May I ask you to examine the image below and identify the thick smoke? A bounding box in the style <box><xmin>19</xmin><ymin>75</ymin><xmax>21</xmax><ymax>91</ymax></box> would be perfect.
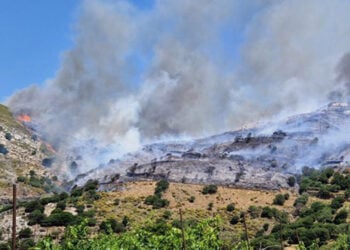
<box><xmin>6</xmin><ymin>0</ymin><xmax>350</xmax><ymax>175</ymax></box>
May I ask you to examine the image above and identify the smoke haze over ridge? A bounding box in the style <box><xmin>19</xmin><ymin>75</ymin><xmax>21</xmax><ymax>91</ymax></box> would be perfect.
<box><xmin>7</xmin><ymin>0</ymin><xmax>350</xmax><ymax>174</ymax></box>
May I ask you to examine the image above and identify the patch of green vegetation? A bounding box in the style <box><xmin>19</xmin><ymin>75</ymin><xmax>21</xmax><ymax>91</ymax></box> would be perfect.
<box><xmin>0</xmin><ymin>104</ymin><xmax>28</xmax><ymax>133</ymax></box>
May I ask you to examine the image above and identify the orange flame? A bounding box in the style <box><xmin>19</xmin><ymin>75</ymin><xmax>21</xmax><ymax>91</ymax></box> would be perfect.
<box><xmin>17</xmin><ymin>114</ymin><xmax>32</xmax><ymax>123</ymax></box>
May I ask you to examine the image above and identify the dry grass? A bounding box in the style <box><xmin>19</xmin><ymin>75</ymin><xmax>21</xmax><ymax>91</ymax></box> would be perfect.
<box><xmin>94</xmin><ymin>181</ymin><xmax>298</xmax><ymax>238</ymax></box>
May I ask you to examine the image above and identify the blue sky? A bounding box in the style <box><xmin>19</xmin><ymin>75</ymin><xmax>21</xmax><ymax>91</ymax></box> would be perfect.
<box><xmin>0</xmin><ymin>0</ymin><xmax>154</xmax><ymax>103</ymax></box>
<box><xmin>0</xmin><ymin>0</ymin><xmax>80</xmax><ymax>102</ymax></box>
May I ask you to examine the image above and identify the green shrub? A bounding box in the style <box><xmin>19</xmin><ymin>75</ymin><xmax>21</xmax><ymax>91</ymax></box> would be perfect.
<box><xmin>163</xmin><ymin>210</ymin><xmax>172</xmax><ymax>219</ymax></box>
<box><xmin>99</xmin><ymin>219</ymin><xmax>125</xmax><ymax>234</ymax></box>
<box><xmin>28</xmin><ymin>209</ymin><xmax>45</xmax><ymax>225</ymax></box>
<box><xmin>5</xmin><ymin>132</ymin><xmax>12</xmax><ymax>140</ymax></box>
<box><xmin>41</xmin><ymin>212</ymin><xmax>76</xmax><ymax>227</ymax></box>
<box><xmin>294</xmin><ymin>194</ymin><xmax>309</xmax><ymax>207</ymax></box>
<box><xmin>288</xmin><ymin>176</ymin><xmax>296</xmax><ymax>187</ymax></box>
<box><xmin>18</xmin><ymin>228</ymin><xmax>32</xmax><ymax>239</ymax></box>
<box><xmin>154</xmin><ymin>180</ymin><xmax>169</xmax><ymax>195</ymax></box>
<box><xmin>188</xmin><ymin>196</ymin><xmax>195</xmax><ymax>203</ymax></box>
<box><xmin>145</xmin><ymin>195</ymin><xmax>169</xmax><ymax>209</ymax></box>
<box><xmin>330</xmin><ymin>195</ymin><xmax>345</xmax><ymax>210</ymax></box>
<box><xmin>334</xmin><ymin>209</ymin><xmax>348</xmax><ymax>224</ymax></box>
<box><xmin>56</xmin><ymin>200</ymin><xmax>66</xmax><ymax>210</ymax></box>
<box><xmin>284</xmin><ymin>193</ymin><xmax>290</xmax><ymax>200</ymax></box>
<box><xmin>230</xmin><ymin>215</ymin><xmax>240</xmax><ymax>225</ymax></box>
<box><xmin>83</xmin><ymin>180</ymin><xmax>99</xmax><ymax>191</ymax></box>
<box><xmin>71</xmin><ymin>187</ymin><xmax>83</xmax><ymax>197</ymax></box>
<box><xmin>0</xmin><ymin>243</ymin><xmax>9</xmax><ymax>250</ymax></box>
<box><xmin>17</xmin><ymin>176</ymin><xmax>26</xmax><ymax>182</ymax></box>
<box><xmin>226</xmin><ymin>203</ymin><xmax>235</xmax><ymax>212</ymax></box>
<box><xmin>19</xmin><ymin>238</ymin><xmax>35</xmax><ymax>250</ymax></box>
<box><xmin>25</xmin><ymin>200</ymin><xmax>44</xmax><ymax>213</ymax></box>
<box><xmin>122</xmin><ymin>216</ymin><xmax>129</xmax><ymax>227</ymax></box>
<box><xmin>248</xmin><ymin>205</ymin><xmax>261</xmax><ymax>219</ymax></box>
<box><xmin>273</xmin><ymin>194</ymin><xmax>286</xmax><ymax>206</ymax></box>
<box><xmin>317</xmin><ymin>187</ymin><xmax>332</xmax><ymax>199</ymax></box>
<box><xmin>202</xmin><ymin>185</ymin><xmax>218</xmax><ymax>194</ymax></box>
<box><xmin>263</xmin><ymin>223</ymin><xmax>269</xmax><ymax>231</ymax></box>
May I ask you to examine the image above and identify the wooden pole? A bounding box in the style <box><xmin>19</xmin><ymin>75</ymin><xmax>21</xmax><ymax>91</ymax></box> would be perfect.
<box><xmin>179</xmin><ymin>209</ymin><xmax>187</xmax><ymax>250</ymax></box>
<box><xmin>12</xmin><ymin>184</ymin><xmax>17</xmax><ymax>250</ymax></box>
<box><xmin>242</xmin><ymin>212</ymin><xmax>250</xmax><ymax>249</ymax></box>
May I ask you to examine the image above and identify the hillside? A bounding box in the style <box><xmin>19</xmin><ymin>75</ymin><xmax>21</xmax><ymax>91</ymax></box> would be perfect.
<box><xmin>0</xmin><ymin>104</ymin><xmax>58</xmax><ymax>202</ymax></box>
<box><xmin>74</xmin><ymin>102</ymin><xmax>350</xmax><ymax>192</ymax></box>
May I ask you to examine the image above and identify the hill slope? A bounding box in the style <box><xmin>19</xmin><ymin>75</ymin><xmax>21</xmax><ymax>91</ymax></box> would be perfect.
<box><xmin>0</xmin><ymin>104</ymin><xmax>57</xmax><ymax>202</ymax></box>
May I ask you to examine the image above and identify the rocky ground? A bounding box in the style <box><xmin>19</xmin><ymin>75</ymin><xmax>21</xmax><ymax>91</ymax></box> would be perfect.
<box><xmin>73</xmin><ymin>102</ymin><xmax>350</xmax><ymax>191</ymax></box>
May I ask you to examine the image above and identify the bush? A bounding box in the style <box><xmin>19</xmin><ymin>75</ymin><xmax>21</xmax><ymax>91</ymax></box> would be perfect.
<box><xmin>284</xmin><ymin>193</ymin><xmax>290</xmax><ymax>200</ymax></box>
<box><xmin>273</xmin><ymin>194</ymin><xmax>286</xmax><ymax>206</ymax></box>
<box><xmin>334</xmin><ymin>209</ymin><xmax>348</xmax><ymax>224</ymax></box>
<box><xmin>317</xmin><ymin>187</ymin><xmax>332</xmax><ymax>199</ymax></box>
<box><xmin>28</xmin><ymin>209</ymin><xmax>45</xmax><ymax>225</ymax></box>
<box><xmin>5</xmin><ymin>132</ymin><xmax>12</xmax><ymax>140</ymax></box>
<box><xmin>0</xmin><ymin>243</ymin><xmax>9</xmax><ymax>250</ymax></box>
<box><xmin>226</xmin><ymin>203</ymin><xmax>235</xmax><ymax>212</ymax></box>
<box><xmin>261</xmin><ymin>206</ymin><xmax>278</xmax><ymax>219</ymax></box>
<box><xmin>17</xmin><ymin>176</ymin><xmax>26</xmax><ymax>182</ymax></box>
<box><xmin>294</xmin><ymin>194</ymin><xmax>309</xmax><ymax>207</ymax></box>
<box><xmin>248</xmin><ymin>205</ymin><xmax>260</xmax><ymax>219</ymax></box>
<box><xmin>163</xmin><ymin>210</ymin><xmax>172</xmax><ymax>219</ymax></box>
<box><xmin>0</xmin><ymin>144</ymin><xmax>8</xmax><ymax>155</ymax></box>
<box><xmin>288</xmin><ymin>176</ymin><xmax>296</xmax><ymax>187</ymax></box>
<box><xmin>154</xmin><ymin>180</ymin><xmax>169</xmax><ymax>195</ymax></box>
<box><xmin>18</xmin><ymin>228</ymin><xmax>32</xmax><ymax>239</ymax></box>
<box><xmin>114</xmin><ymin>198</ymin><xmax>120</xmax><ymax>206</ymax></box>
<box><xmin>144</xmin><ymin>195</ymin><xmax>169</xmax><ymax>209</ymax></box>
<box><xmin>122</xmin><ymin>216</ymin><xmax>129</xmax><ymax>227</ymax></box>
<box><xmin>56</xmin><ymin>200</ymin><xmax>66</xmax><ymax>210</ymax></box>
<box><xmin>41</xmin><ymin>211</ymin><xmax>76</xmax><ymax>227</ymax></box>
<box><xmin>263</xmin><ymin>223</ymin><xmax>269</xmax><ymax>231</ymax></box>
<box><xmin>208</xmin><ymin>202</ymin><xmax>213</xmax><ymax>210</ymax></box>
<box><xmin>100</xmin><ymin>219</ymin><xmax>125</xmax><ymax>234</ymax></box>
<box><xmin>19</xmin><ymin>238</ymin><xmax>35</xmax><ymax>250</ymax></box>
<box><xmin>188</xmin><ymin>196</ymin><xmax>195</xmax><ymax>203</ymax></box>
<box><xmin>330</xmin><ymin>195</ymin><xmax>345</xmax><ymax>210</ymax></box>
<box><xmin>25</xmin><ymin>200</ymin><xmax>44</xmax><ymax>213</ymax></box>
<box><xmin>202</xmin><ymin>185</ymin><xmax>218</xmax><ymax>194</ymax></box>
<box><xmin>83</xmin><ymin>179</ymin><xmax>99</xmax><ymax>191</ymax></box>
<box><xmin>230</xmin><ymin>215</ymin><xmax>240</xmax><ymax>225</ymax></box>
<box><xmin>71</xmin><ymin>187</ymin><xmax>83</xmax><ymax>197</ymax></box>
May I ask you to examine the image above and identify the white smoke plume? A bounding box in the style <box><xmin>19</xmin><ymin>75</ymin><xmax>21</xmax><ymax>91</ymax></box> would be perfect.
<box><xmin>6</xmin><ymin>0</ymin><xmax>350</xmax><ymax>175</ymax></box>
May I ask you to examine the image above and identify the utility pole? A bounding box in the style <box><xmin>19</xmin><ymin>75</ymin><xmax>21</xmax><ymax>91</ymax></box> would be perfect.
<box><xmin>242</xmin><ymin>212</ymin><xmax>250</xmax><ymax>249</ymax></box>
<box><xmin>12</xmin><ymin>184</ymin><xmax>17</xmax><ymax>250</ymax></box>
<box><xmin>179</xmin><ymin>209</ymin><xmax>187</xmax><ymax>250</ymax></box>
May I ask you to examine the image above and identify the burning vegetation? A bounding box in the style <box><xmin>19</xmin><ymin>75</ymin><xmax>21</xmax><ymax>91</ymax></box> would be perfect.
<box><xmin>17</xmin><ymin>114</ymin><xmax>32</xmax><ymax>123</ymax></box>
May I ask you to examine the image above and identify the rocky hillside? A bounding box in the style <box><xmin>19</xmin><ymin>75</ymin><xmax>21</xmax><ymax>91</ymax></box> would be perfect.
<box><xmin>0</xmin><ymin>104</ymin><xmax>57</xmax><ymax>202</ymax></box>
<box><xmin>73</xmin><ymin>102</ymin><xmax>350</xmax><ymax>191</ymax></box>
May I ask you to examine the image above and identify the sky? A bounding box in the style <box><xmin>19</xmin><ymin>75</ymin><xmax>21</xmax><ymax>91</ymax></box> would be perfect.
<box><xmin>0</xmin><ymin>0</ymin><xmax>155</xmax><ymax>103</ymax></box>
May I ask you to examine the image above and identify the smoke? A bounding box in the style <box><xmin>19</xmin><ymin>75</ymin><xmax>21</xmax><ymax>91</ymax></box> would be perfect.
<box><xmin>6</xmin><ymin>0</ymin><xmax>350</xmax><ymax>175</ymax></box>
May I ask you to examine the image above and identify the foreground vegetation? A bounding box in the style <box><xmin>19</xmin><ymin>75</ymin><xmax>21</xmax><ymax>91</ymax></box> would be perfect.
<box><xmin>1</xmin><ymin>167</ymin><xmax>350</xmax><ymax>249</ymax></box>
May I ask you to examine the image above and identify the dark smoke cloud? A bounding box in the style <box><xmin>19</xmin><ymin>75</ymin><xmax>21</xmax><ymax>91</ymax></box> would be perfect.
<box><xmin>6</xmin><ymin>0</ymin><xmax>350</xmax><ymax>175</ymax></box>
<box><xmin>336</xmin><ymin>52</ymin><xmax>350</xmax><ymax>97</ymax></box>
